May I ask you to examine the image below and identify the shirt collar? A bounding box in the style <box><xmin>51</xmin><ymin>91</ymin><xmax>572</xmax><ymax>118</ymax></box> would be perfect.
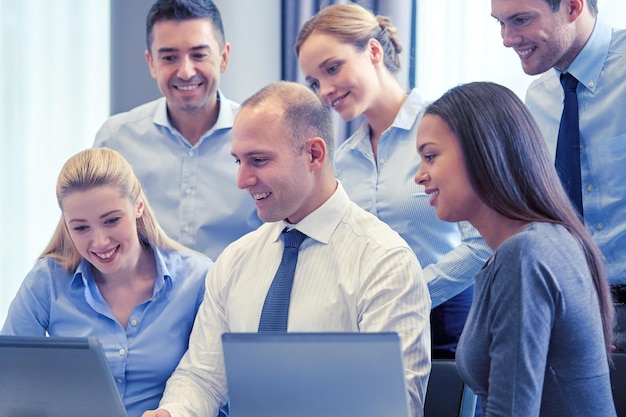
<box><xmin>269</xmin><ymin>180</ymin><xmax>351</xmax><ymax>245</ymax></box>
<box><xmin>152</xmin><ymin>89</ymin><xmax>236</xmax><ymax>140</ymax></box>
<box><xmin>394</xmin><ymin>88</ymin><xmax>426</xmax><ymax>129</ymax></box>
<box><xmin>344</xmin><ymin>88</ymin><xmax>425</xmax><ymax>151</ymax></box>
<box><xmin>560</xmin><ymin>19</ymin><xmax>611</xmax><ymax>93</ymax></box>
<box><xmin>71</xmin><ymin>244</ymin><xmax>173</xmax><ymax>295</ymax></box>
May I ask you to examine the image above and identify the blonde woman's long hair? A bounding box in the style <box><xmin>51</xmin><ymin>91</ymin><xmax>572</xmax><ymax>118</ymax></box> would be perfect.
<box><xmin>41</xmin><ymin>147</ymin><xmax>192</xmax><ymax>273</ymax></box>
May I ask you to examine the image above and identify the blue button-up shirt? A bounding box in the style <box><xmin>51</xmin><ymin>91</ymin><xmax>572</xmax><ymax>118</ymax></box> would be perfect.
<box><xmin>526</xmin><ymin>20</ymin><xmax>626</xmax><ymax>285</ymax></box>
<box><xmin>1</xmin><ymin>246</ymin><xmax>211</xmax><ymax>417</ymax></box>
<box><xmin>94</xmin><ymin>91</ymin><xmax>262</xmax><ymax>260</ymax></box>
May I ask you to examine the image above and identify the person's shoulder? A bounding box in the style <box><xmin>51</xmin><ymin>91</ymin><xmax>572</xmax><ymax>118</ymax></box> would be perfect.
<box><xmin>94</xmin><ymin>98</ymin><xmax>165</xmax><ymax>146</ymax></box>
<box><xmin>610</xmin><ymin>27</ymin><xmax>626</xmax><ymax>52</ymax></box>
<box><xmin>334</xmin><ymin>122</ymin><xmax>369</xmax><ymax>160</ymax></box>
<box><xmin>343</xmin><ymin>202</ymin><xmax>412</xmax><ymax>250</ymax></box>
<box><xmin>498</xmin><ymin>222</ymin><xmax>574</xmax><ymax>262</ymax></box>
<box><xmin>100</xmin><ymin>98</ymin><xmax>163</xmax><ymax>130</ymax></box>
<box><xmin>225</xmin><ymin>223</ymin><xmax>270</xmax><ymax>250</ymax></box>
<box><xmin>32</xmin><ymin>256</ymin><xmax>69</xmax><ymax>274</ymax></box>
<box><xmin>21</xmin><ymin>257</ymin><xmax>72</xmax><ymax>288</ymax></box>
<box><xmin>159</xmin><ymin>247</ymin><xmax>214</xmax><ymax>270</ymax></box>
<box><xmin>219</xmin><ymin>93</ymin><xmax>240</xmax><ymax>110</ymax></box>
<box><xmin>216</xmin><ymin>90</ymin><xmax>241</xmax><ymax>117</ymax></box>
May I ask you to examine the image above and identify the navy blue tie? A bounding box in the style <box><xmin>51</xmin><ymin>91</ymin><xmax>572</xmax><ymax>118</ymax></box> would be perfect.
<box><xmin>556</xmin><ymin>72</ymin><xmax>583</xmax><ymax>215</ymax></box>
<box><xmin>258</xmin><ymin>229</ymin><xmax>307</xmax><ymax>332</ymax></box>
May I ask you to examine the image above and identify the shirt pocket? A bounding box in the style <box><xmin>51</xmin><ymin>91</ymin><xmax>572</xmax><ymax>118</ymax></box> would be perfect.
<box><xmin>596</xmin><ymin>132</ymin><xmax>626</xmax><ymax>199</ymax></box>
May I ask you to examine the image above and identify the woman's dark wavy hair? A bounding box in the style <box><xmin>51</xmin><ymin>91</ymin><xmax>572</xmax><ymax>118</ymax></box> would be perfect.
<box><xmin>425</xmin><ymin>81</ymin><xmax>613</xmax><ymax>358</ymax></box>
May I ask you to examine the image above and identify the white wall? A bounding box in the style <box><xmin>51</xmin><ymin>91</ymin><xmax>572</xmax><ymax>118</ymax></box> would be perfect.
<box><xmin>0</xmin><ymin>2</ymin><xmax>110</xmax><ymax>325</ymax></box>
<box><xmin>417</xmin><ymin>0</ymin><xmax>626</xmax><ymax>103</ymax></box>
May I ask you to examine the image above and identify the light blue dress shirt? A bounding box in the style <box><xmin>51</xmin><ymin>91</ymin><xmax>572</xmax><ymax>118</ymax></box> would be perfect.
<box><xmin>526</xmin><ymin>20</ymin><xmax>626</xmax><ymax>285</ymax></box>
<box><xmin>94</xmin><ymin>91</ymin><xmax>262</xmax><ymax>261</ymax></box>
<box><xmin>334</xmin><ymin>89</ymin><xmax>492</xmax><ymax>307</ymax></box>
<box><xmin>1</xmin><ymin>246</ymin><xmax>212</xmax><ymax>417</ymax></box>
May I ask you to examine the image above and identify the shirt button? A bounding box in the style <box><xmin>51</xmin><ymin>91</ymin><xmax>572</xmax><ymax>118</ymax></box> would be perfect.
<box><xmin>185</xmin><ymin>187</ymin><xmax>193</xmax><ymax>195</ymax></box>
<box><xmin>597</xmin><ymin>223</ymin><xmax>604</xmax><ymax>231</ymax></box>
<box><xmin>587</xmin><ymin>81</ymin><xmax>595</xmax><ymax>88</ymax></box>
<box><xmin>586</xmin><ymin>185</ymin><xmax>594</xmax><ymax>192</ymax></box>
<box><xmin>380</xmin><ymin>158</ymin><xmax>385</xmax><ymax>164</ymax></box>
<box><xmin>117</xmin><ymin>378</ymin><xmax>123</xmax><ymax>383</ymax></box>
<box><xmin>188</xmin><ymin>150</ymin><xmax>194</xmax><ymax>157</ymax></box>
<box><xmin>119</xmin><ymin>348</ymin><xmax>126</xmax><ymax>356</ymax></box>
<box><xmin>184</xmin><ymin>225</ymin><xmax>192</xmax><ymax>233</ymax></box>
<box><xmin>130</xmin><ymin>319</ymin><xmax>138</xmax><ymax>326</ymax></box>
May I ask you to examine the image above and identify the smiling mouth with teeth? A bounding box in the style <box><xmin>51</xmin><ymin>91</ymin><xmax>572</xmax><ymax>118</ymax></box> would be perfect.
<box><xmin>176</xmin><ymin>84</ymin><xmax>200</xmax><ymax>91</ymax></box>
<box><xmin>253</xmin><ymin>192</ymin><xmax>272</xmax><ymax>200</ymax></box>
<box><xmin>330</xmin><ymin>93</ymin><xmax>348</xmax><ymax>109</ymax></box>
<box><xmin>95</xmin><ymin>246</ymin><xmax>119</xmax><ymax>259</ymax></box>
<box><xmin>516</xmin><ymin>47</ymin><xmax>535</xmax><ymax>58</ymax></box>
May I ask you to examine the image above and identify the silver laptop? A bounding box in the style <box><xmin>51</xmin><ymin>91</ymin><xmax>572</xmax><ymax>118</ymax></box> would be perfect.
<box><xmin>221</xmin><ymin>332</ymin><xmax>412</xmax><ymax>417</ymax></box>
<box><xmin>0</xmin><ymin>335</ymin><xmax>128</xmax><ymax>417</ymax></box>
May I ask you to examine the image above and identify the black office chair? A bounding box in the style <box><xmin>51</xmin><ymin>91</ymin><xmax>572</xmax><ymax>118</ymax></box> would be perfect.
<box><xmin>611</xmin><ymin>352</ymin><xmax>626</xmax><ymax>417</ymax></box>
<box><xmin>424</xmin><ymin>359</ymin><xmax>478</xmax><ymax>417</ymax></box>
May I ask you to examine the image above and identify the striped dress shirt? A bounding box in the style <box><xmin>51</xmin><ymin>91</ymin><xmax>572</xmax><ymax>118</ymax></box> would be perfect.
<box><xmin>159</xmin><ymin>181</ymin><xmax>431</xmax><ymax>417</ymax></box>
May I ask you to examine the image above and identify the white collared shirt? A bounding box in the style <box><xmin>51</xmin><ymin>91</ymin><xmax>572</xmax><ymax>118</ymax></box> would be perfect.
<box><xmin>159</xmin><ymin>181</ymin><xmax>431</xmax><ymax>417</ymax></box>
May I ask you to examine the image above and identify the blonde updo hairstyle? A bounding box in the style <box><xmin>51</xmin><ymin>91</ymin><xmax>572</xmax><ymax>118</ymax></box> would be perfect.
<box><xmin>295</xmin><ymin>3</ymin><xmax>403</xmax><ymax>74</ymax></box>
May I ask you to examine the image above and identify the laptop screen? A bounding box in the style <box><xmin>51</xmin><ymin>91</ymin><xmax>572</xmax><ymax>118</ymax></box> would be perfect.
<box><xmin>0</xmin><ymin>335</ymin><xmax>128</xmax><ymax>417</ymax></box>
<box><xmin>221</xmin><ymin>332</ymin><xmax>411</xmax><ymax>417</ymax></box>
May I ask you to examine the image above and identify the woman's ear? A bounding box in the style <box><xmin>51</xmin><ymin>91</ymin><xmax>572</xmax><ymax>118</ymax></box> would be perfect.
<box><xmin>136</xmin><ymin>199</ymin><xmax>145</xmax><ymax>219</ymax></box>
<box><xmin>368</xmin><ymin>38</ymin><xmax>384</xmax><ymax>65</ymax></box>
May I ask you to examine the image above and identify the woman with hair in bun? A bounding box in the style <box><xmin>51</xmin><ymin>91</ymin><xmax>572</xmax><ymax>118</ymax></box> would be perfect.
<box><xmin>296</xmin><ymin>3</ymin><xmax>492</xmax><ymax>362</ymax></box>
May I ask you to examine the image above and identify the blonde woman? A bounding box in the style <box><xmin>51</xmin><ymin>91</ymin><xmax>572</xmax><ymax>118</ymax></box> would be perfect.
<box><xmin>296</xmin><ymin>3</ymin><xmax>492</xmax><ymax>359</ymax></box>
<box><xmin>1</xmin><ymin>148</ymin><xmax>212</xmax><ymax>417</ymax></box>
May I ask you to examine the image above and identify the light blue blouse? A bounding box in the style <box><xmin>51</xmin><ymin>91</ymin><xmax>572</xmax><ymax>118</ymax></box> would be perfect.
<box><xmin>1</xmin><ymin>246</ymin><xmax>212</xmax><ymax>417</ymax></box>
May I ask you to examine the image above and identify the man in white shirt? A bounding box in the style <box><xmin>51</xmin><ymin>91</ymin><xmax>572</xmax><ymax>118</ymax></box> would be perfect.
<box><xmin>142</xmin><ymin>81</ymin><xmax>432</xmax><ymax>417</ymax></box>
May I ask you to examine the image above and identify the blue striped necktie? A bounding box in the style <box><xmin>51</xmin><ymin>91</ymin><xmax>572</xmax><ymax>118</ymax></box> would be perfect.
<box><xmin>556</xmin><ymin>72</ymin><xmax>583</xmax><ymax>215</ymax></box>
<box><xmin>258</xmin><ymin>229</ymin><xmax>307</xmax><ymax>332</ymax></box>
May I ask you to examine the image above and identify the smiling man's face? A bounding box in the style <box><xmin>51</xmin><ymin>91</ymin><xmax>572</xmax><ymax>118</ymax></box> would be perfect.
<box><xmin>491</xmin><ymin>0</ymin><xmax>581</xmax><ymax>74</ymax></box>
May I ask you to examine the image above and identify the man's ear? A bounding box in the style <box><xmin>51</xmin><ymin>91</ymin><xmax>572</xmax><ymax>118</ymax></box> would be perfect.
<box><xmin>220</xmin><ymin>42</ymin><xmax>231</xmax><ymax>73</ymax></box>
<box><xmin>565</xmin><ymin>0</ymin><xmax>585</xmax><ymax>21</ymax></box>
<box><xmin>145</xmin><ymin>49</ymin><xmax>157</xmax><ymax>79</ymax></box>
<box><xmin>306</xmin><ymin>137</ymin><xmax>327</xmax><ymax>169</ymax></box>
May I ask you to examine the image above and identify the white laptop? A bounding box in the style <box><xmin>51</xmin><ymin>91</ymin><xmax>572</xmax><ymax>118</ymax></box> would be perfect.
<box><xmin>0</xmin><ymin>335</ymin><xmax>128</xmax><ymax>417</ymax></box>
<box><xmin>221</xmin><ymin>332</ymin><xmax>412</xmax><ymax>417</ymax></box>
